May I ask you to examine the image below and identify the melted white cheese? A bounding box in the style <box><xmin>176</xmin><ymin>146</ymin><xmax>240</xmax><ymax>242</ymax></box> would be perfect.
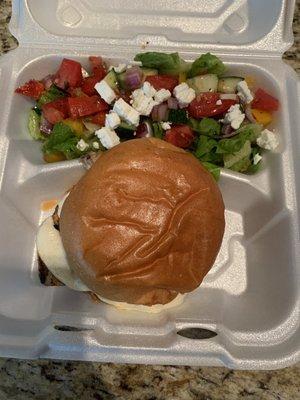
<box><xmin>36</xmin><ymin>216</ymin><xmax>89</xmax><ymax>292</ymax></box>
<box><xmin>37</xmin><ymin>197</ymin><xmax>186</xmax><ymax>312</ymax></box>
<box><xmin>96</xmin><ymin>293</ymin><xmax>185</xmax><ymax>313</ymax></box>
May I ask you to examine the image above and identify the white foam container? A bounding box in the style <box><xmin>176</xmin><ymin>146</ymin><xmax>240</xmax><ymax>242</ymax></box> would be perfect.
<box><xmin>0</xmin><ymin>0</ymin><xmax>299</xmax><ymax>369</ymax></box>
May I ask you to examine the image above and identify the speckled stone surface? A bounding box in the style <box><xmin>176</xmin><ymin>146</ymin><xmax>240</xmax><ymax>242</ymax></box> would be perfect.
<box><xmin>0</xmin><ymin>1</ymin><xmax>299</xmax><ymax>399</ymax></box>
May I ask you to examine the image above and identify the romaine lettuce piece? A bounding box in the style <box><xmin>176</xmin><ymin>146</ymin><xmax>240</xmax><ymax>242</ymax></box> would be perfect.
<box><xmin>229</xmin><ymin>156</ymin><xmax>251</xmax><ymax>173</ymax></box>
<box><xmin>187</xmin><ymin>53</ymin><xmax>226</xmax><ymax>78</ymax></box>
<box><xmin>37</xmin><ymin>85</ymin><xmax>65</xmax><ymax>108</ymax></box>
<box><xmin>201</xmin><ymin>161</ymin><xmax>221</xmax><ymax>181</ymax></box>
<box><xmin>195</xmin><ymin>135</ymin><xmax>218</xmax><ymax>158</ymax></box>
<box><xmin>43</xmin><ymin>122</ymin><xmax>83</xmax><ymax>159</ymax></box>
<box><xmin>223</xmin><ymin>140</ymin><xmax>251</xmax><ymax>169</ymax></box>
<box><xmin>134</xmin><ymin>52</ymin><xmax>189</xmax><ymax>75</ymax></box>
<box><xmin>216</xmin><ymin>124</ymin><xmax>262</xmax><ymax>154</ymax></box>
<box><xmin>190</xmin><ymin>118</ymin><xmax>221</xmax><ymax>137</ymax></box>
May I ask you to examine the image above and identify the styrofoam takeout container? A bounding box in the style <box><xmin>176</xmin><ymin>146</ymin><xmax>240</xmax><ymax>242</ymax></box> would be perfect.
<box><xmin>0</xmin><ymin>0</ymin><xmax>299</xmax><ymax>369</ymax></box>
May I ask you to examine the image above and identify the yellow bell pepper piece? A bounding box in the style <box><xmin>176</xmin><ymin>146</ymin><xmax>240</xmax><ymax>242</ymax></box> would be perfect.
<box><xmin>244</xmin><ymin>75</ymin><xmax>255</xmax><ymax>89</ymax></box>
<box><xmin>251</xmin><ymin>109</ymin><xmax>272</xmax><ymax>126</ymax></box>
<box><xmin>62</xmin><ymin>118</ymin><xmax>85</xmax><ymax>137</ymax></box>
<box><xmin>43</xmin><ymin>152</ymin><xmax>66</xmax><ymax>163</ymax></box>
<box><xmin>179</xmin><ymin>72</ymin><xmax>186</xmax><ymax>83</ymax></box>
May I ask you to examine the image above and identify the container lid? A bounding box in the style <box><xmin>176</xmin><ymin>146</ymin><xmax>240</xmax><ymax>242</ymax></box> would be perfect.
<box><xmin>10</xmin><ymin>0</ymin><xmax>295</xmax><ymax>55</ymax></box>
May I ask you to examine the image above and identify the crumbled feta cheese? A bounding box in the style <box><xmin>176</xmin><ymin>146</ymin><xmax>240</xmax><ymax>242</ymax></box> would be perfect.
<box><xmin>76</xmin><ymin>139</ymin><xmax>89</xmax><ymax>152</ymax></box>
<box><xmin>237</xmin><ymin>80</ymin><xmax>253</xmax><ymax>104</ymax></box>
<box><xmin>257</xmin><ymin>129</ymin><xmax>279</xmax><ymax>151</ymax></box>
<box><xmin>130</xmin><ymin>89</ymin><xmax>157</xmax><ymax>116</ymax></box>
<box><xmin>105</xmin><ymin>112</ymin><xmax>121</xmax><ymax>129</ymax></box>
<box><xmin>216</xmin><ymin>99</ymin><xmax>222</xmax><ymax>105</ymax></box>
<box><xmin>161</xmin><ymin>122</ymin><xmax>172</xmax><ymax>130</ymax></box>
<box><xmin>108</xmin><ymin>65</ymin><xmax>114</xmax><ymax>71</ymax></box>
<box><xmin>92</xmin><ymin>141</ymin><xmax>100</xmax><ymax>150</ymax></box>
<box><xmin>142</xmin><ymin>81</ymin><xmax>157</xmax><ymax>98</ymax></box>
<box><xmin>95</xmin><ymin>127</ymin><xmax>120</xmax><ymax>149</ymax></box>
<box><xmin>223</xmin><ymin>104</ymin><xmax>245</xmax><ymax>130</ymax></box>
<box><xmin>154</xmin><ymin>89</ymin><xmax>171</xmax><ymax>104</ymax></box>
<box><xmin>113</xmin><ymin>98</ymin><xmax>140</xmax><ymax>126</ymax></box>
<box><xmin>94</xmin><ymin>80</ymin><xmax>116</xmax><ymax>104</ymax></box>
<box><xmin>253</xmin><ymin>153</ymin><xmax>262</xmax><ymax>165</ymax></box>
<box><xmin>173</xmin><ymin>83</ymin><xmax>196</xmax><ymax>108</ymax></box>
<box><xmin>114</xmin><ymin>63</ymin><xmax>126</xmax><ymax>73</ymax></box>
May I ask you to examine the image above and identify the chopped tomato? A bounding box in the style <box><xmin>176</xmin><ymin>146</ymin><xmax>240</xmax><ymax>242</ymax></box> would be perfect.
<box><xmin>89</xmin><ymin>56</ymin><xmax>107</xmax><ymax>80</ymax></box>
<box><xmin>91</xmin><ymin>112</ymin><xmax>106</xmax><ymax>126</ymax></box>
<box><xmin>42</xmin><ymin>98</ymin><xmax>69</xmax><ymax>124</ymax></box>
<box><xmin>54</xmin><ymin>58</ymin><xmax>83</xmax><ymax>89</ymax></box>
<box><xmin>251</xmin><ymin>88</ymin><xmax>279</xmax><ymax>112</ymax></box>
<box><xmin>165</xmin><ymin>125</ymin><xmax>194</xmax><ymax>149</ymax></box>
<box><xmin>145</xmin><ymin>75</ymin><xmax>178</xmax><ymax>92</ymax></box>
<box><xmin>81</xmin><ymin>57</ymin><xmax>106</xmax><ymax>94</ymax></box>
<box><xmin>81</xmin><ymin>76</ymin><xmax>101</xmax><ymax>96</ymax></box>
<box><xmin>68</xmin><ymin>95</ymin><xmax>109</xmax><ymax>118</ymax></box>
<box><xmin>188</xmin><ymin>93</ymin><xmax>237</xmax><ymax>119</ymax></box>
<box><xmin>15</xmin><ymin>80</ymin><xmax>44</xmax><ymax>100</ymax></box>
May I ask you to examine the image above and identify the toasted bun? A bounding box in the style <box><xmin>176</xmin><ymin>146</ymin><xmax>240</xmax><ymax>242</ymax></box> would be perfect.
<box><xmin>60</xmin><ymin>138</ymin><xmax>225</xmax><ymax>306</ymax></box>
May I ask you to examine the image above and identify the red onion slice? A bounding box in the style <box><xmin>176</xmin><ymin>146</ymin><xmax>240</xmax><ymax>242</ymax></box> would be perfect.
<box><xmin>221</xmin><ymin>124</ymin><xmax>237</xmax><ymax>138</ymax></box>
<box><xmin>151</xmin><ymin>104</ymin><xmax>167</xmax><ymax>122</ymax></box>
<box><xmin>41</xmin><ymin>75</ymin><xmax>55</xmax><ymax>90</ymax></box>
<box><xmin>80</xmin><ymin>152</ymin><xmax>100</xmax><ymax>170</ymax></box>
<box><xmin>125</xmin><ymin>67</ymin><xmax>143</xmax><ymax>90</ymax></box>
<box><xmin>151</xmin><ymin>105</ymin><xmax>159</xmax><ymax>121</ymax></box>
<box><xmin>167</xmin><ymin>97</ymin><xmax>179</xmax><ymax>110</ymax></box>
<box><xmin>220</xmin><ymin>93</ymin><xmax>238</xmax><ymax>101</ymax></box>
<box><xmin>54</xmin><ymin>77</ymin><xmax>65</xmax><ymax>90</ymax></box>
<box><xmin>83</xmin><ymin>120</ymin><xmax>101</xmax><ymax>132</ymax></box>
<box><xmin>40</xmin><ymin>115</ymin><xmax>53</xmax><ymax>136</ymax></box>
<box><xmin>81</xmin><ymin>67</ymin><xmax>89</xmax><ymax>78</ymax></box>
<box><xmin>244</xmin><ymin>105</ymin><xmax>257</xmax><ymax>124</ymax></box>
<box><xmin>158</xmin><ymin>103</ymin><xmax>169</xmax><ymax>121</ymax></box>
<box><xmin>215</xmin><ymin>124</ymin><xmax>239</xmax><ymax>139</ymax></box>
<box><xmin>151</xmin><ymin>103</ymin><xmax>169</xmax><ymax>122</ymax></box>
<box><xmin>135</xmin><ymin>121</ymin><xmax>153</xmax><ymax>138</ymax></box>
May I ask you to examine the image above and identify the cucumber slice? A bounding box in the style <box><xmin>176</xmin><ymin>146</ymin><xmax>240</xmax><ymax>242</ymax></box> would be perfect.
<box><xmin>141</xmin><ymin>68</ymin><xmax>158</xmax><ymax>78</ymax></box>
<box><xmin>116</xmin><ymin>71</ymin><xmax>127</xmax><ymax>90</ymax></box>
<box><xmin>218</xmin><ymin>76</ymin><xmax>243</xmax><ymax>94</ymax></box>
<box><xmin>152</xmin><ymin>123</ymin><xmax>164</xmax><ymax>139</ymax></box>
<box><xmin>116</xmin><ymin>121</ymin><xmax>136</xmax><ymax>140</ymax></box>
<box><xmin>119</xmin><ymin>121</ymin><xmax>136</xmax><ymax>131</ymax></box>
<box><xmin>104</xmin><ymin>70</ymin><xmax>118</xmax><ymax>91</ymax></box>
<box><xmin>28</xmin><ymin>109</ymin><xmax>44</xmax><ymax>141</ymax></box>
<box><xmin>186</xmin><ymin>74</ymin><xmax>218</xmax><ymax>93</ymax></box>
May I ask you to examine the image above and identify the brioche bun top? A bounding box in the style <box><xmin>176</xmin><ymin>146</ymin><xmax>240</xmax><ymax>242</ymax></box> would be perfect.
<box><xmin>60</xmin><ymin>138</ymin><xmax>225</xmax><ymax>306</ymax></box>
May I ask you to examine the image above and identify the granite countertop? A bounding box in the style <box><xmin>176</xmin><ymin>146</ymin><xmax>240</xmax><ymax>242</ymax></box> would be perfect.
<box><xmin>0</xmin><ymin>1</ymin><xmax>299</xmax><ymax>399</ymax></box>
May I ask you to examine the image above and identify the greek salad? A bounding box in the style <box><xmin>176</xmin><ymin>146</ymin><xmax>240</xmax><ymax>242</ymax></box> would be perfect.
<box><xmin>15</xmin><ymin>53</ymin><xmax>280</xmax><ymax>179</ymax></box>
